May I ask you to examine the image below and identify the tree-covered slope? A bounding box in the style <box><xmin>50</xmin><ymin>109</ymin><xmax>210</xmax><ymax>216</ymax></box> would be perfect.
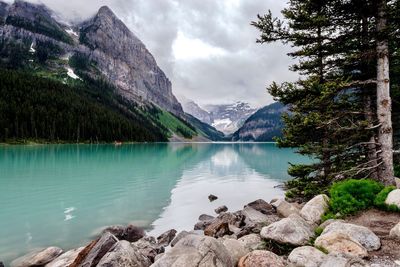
<box><xmin>185</xmin><ymin>114</ymin><xmax>225</xmax><ymax>141</ymax></box>
<box><xmin>231</xmin><ymin>102</ymin><xmax>286</xmax><ymax>142</ymax></box>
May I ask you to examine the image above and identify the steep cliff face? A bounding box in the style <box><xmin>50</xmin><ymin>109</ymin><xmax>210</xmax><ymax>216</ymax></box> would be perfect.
<box><xmin>0</xmin><ymin>1</ymin><xmax>183</xmax><ymax>116</ymax></box>
<box><xmin>232</xmin><ymin>102</ymin><xmax>286</xmax><ymax>142</ymax></box>
<box><xmin>79</xmin><ymin>6</ymin><xmax>183</xmax><ymax>115</ymax></box>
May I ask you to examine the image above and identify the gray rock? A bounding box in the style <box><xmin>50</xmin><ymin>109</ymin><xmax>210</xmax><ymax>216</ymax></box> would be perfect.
<box><xmin>260</xmin><ymin>214</ymin><xmax>315</xmax><ymax>246</ymax></box>
<box><xmin>11</xmin><ymin>247</ymin><xmax>63</xmax><ymax>267</ymax></box>
<box><xmin>314</xmin><ymin>232</ymin><xmax>368</xmax><ymax>258</ymax></box>
<box><xmin>170</xmin><ymin>231</ymin><xmax>191</xmax><ymax>247</ymax></box>
<box><xmin>157</xmin><ymin>229</ymin><xmax>177</xmax><ymax>247</ymax></box>
<box><xmin>300</xmin><ymin>194</ymin><xmax>329</xmax><ymax>224</ymax></box>
<box><xmin>271</xmin><ymin>199</ymin><xmax>300</xmax><ymax>218</ymax></box>
<box><xmin>97</xmin><ymin>240</ymin><xmax>151</xmax><ymax>267</ymax></box>
<box><xmin>102</xmin><ymin>224</ymin><xmax>145</xmax><ymax>242</ymax></box>
<box><xmin>385</xmin><ymin>189</ymin><xmax>400</xmax><ymax>208</ymax></box>
<box><xmin>215</xmin><ymin>205</ymin><xmax>228</xmax><ymax>214</ymax></box>
<box><xmin>208</xmin><ymin>194</ymin><xmax>218</xmax><ymax>202</ymax></box>
<box><xmin>70</xmin><ymin>232</ymin><xmax>118</xmax><ymax>267</ymax></box>
<box><xmin>198</xmin><ymin>214</ymin><xmax>214</xmax><ymax>221</ymax></box>
<box><xmin>320</xmin><ymin>221</ymin><xmax>380</xmax><ymax>251</ymax></box>
<box><xmin>237</xmin><ymin>234</ymin><xmax>263</xmax><ymax>251</ymax></box>
<box><xmin>389</xmin><ymin>222</ymin><xmax>400</xmax><ymax>240</ymax></box>
<box><xmin>151</xmin><ymin>234</ymin><xmax>234</xmax><ymax>267</ymax></box>
<box><xmin>242</xmin><ymin>206</ymin><xmax>272</xmax><ymax>224</ymax></box>
<box><xmin>222</xmin><ymin>238</ymin><xmax>249</xmax><ymax>266</ymax></box>
<box><xmin>45</xmin><ymin>247</ymin><xmax>84</xmax><ymax>267</ymax></box>
<box><xmin>319</xmin><ymin>219</ymin><xmax>345</xmax><ymax>230</ymax></box>
<box><xmin>133</xmin><ymin>236</ymin><xmax>164</xmax><ymax>262</ymax></box>
<box><xmin>238</xmin><ymin>250</ymin><xmax>286</xmax><ymax>267</ymax></box>
<box><xmin>320</xmin><ymin>253</ymin><xmax>369</xmax><ymax>267</ymax></box>
<box><xmin>288</xmin><ymin>246</ymin><xmax>327</xmax><ymax>267</ymax></box>
<box><xmin>244</xmin><ymin>199</ymin><xmax>275</xmax><ymax>215</ymax></box>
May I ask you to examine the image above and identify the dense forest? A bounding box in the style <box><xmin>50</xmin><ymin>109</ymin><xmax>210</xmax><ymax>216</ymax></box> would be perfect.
<box><xmin>253</xmin><ymin>0</ymin><xmax>400</xmax><ymax>198</ymax></box>
<box><xmin>0</xmin><ymin>69</ymin><xmax>170</xmax><ymax>143</ymax></box>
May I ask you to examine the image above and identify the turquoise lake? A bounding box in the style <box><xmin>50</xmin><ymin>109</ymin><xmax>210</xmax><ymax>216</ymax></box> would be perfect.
<box><xmin>0</xmin><ymin>143</ymin><xmax>307</xmax><ymax>264</ymax></box>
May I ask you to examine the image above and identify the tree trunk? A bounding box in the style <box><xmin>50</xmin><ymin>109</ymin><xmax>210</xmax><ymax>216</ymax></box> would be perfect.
<box><xmin>376</xmin><ymin>0</ymin><xmax>395</xmax><ymax>185</ymax></box>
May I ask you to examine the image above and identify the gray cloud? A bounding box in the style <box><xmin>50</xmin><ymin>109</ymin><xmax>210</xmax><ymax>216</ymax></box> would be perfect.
<box><xmin>4</xmin><ymin>0</ymin><xmax>297</xmax><ymax>107</ymax></box>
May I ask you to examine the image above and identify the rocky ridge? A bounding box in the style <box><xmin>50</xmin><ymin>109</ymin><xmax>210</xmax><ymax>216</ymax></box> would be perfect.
<box><xmin>7</xmin><ymin>190</ymin><xmax>400</xmax><ymax>267</ymax></box>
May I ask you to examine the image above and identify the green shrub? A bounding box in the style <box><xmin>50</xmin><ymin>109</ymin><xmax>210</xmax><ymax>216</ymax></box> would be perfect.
<box><xmin>328</xmin><ymin>179</ymin><xmax>384</xmax><ymax>216</ymax></box>
<box><xmin>374</xmin><ymin>186</ymin><xmax>400</xmax><ymax>212</ymax></box>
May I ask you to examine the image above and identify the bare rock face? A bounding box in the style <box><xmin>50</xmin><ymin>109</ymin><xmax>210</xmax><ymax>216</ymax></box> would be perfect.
<box><xmin>288</xmin><ymin>246</ymin><xmax>327</xmax><ymax>267</ymax></box>
<box><xmin>97</xmin><ymin>240</ymin><xmax>151</xmax><ymax>267</ymax></box>
<box><xmin>260</xmin><ymin>214</ymin><xmax>315</xmax><ymax>246</ymax></box>
<box><xmin>11</xmin><ymin>247</ymin><xmax>63</xmax><ymax>267</ymax></box>
<box><xmin>300</xmin><ymin>194</ymin><xmax>329</xmax><ymax>224</ymax></box>
<box><xmin>79</xmin><ymin>6</ymin><xmax>183</xmax><ymax>115</ymax></box>
<box><xmin>238</xmin><ymin>250</ymin><xmax>286</xmax><ymax>267</ymax></box>
<box><xmin>152</xmin><ymin>234</ymin><xmax>234</xmax><ymax>267</ymax></box>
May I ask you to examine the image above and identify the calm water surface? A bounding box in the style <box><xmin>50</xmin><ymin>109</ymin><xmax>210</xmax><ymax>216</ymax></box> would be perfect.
<box><xmin>0</xmin><ymin>143</ymin><xmax>307</xmax><ymax>264</ymax></box>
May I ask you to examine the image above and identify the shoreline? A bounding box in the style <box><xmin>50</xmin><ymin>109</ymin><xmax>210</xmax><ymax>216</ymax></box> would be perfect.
<box><xmin>6</xmin><ymin>192</ymin><xmax>400</xmax><ymax>267</ymax></box>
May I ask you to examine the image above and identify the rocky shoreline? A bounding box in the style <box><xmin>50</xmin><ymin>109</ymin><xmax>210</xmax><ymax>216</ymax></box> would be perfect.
<box><xmin>4</xmin><ymin>189</ymin><xmax>400</xmax><ymax>267</ymax></box>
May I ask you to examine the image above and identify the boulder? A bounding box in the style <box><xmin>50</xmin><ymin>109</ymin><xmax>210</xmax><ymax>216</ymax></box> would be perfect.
<box><xmin>204</xmin><ymin>220</ymin><xmax>232</xmax><ymax>238</ymax></box>
<box><xmin>242</xmin><ymin>206</ymin><xmax>278</xmax><ymax>225</ymax></box>
<box><xmin>215</xmin><ymin>205</ymin><xmax>228</xmax><ymax>214</ymax></box>
<box><xmin>198</xmin><ymin>214</ymin><xmax>214</xmax><ymax>221</ymax></box>
<box><xmin>208</xmin><ymin>194</ymin><xmax>218</xmax><ymax>202</ymax></box>
<box><xmin>133</xmin><ymin>236</ymin><xmax>164</xmax><ymax>262</ymax></box>
<box><xmin>237</xmin><ymin>234</ymin><xmax>263</xmax><ymax>251</ymax></box>
<box><xmin>314</xmin><ymin>232</ymin><xmax>368</xmax><ymax>258</ymax></box>
<box><xmin>217</xmin><ymin>211</ymin><xmax>246</xmax><ymax>228</ymax></box>
<box><xmin>97</xmin><ymin>240</ymin><xmax>151</xmax><ymax>267</ymax></box>
<box><xmin>244</xmin><ymin>199</ymin><xmax>275</xmax><ymax>215</ymax></box>
<box><xmin>320</xmin><ymin>254</ymin><xmax>368</xmax><ymax>267</ymax></box>
<box><xmin>170</xmin><ymin>231</ymin><xmax>191</xmax><ymax>247</ymax></box>
<box><xmin>238</xmin><ymin>250</ymin><xmax>285</xmax><ymax>267</ymax></box>
<box><xmin>318</xmin><ymin>219</ymin><xmax>345</xmax><ymax>230</ymax></box>
<box><xmin>389</xmin><ymin>222</ymin><xmax>400</xmax><ymax>240</ymax></box>
<box><xmin>194</xmin><ymin>220</ymin><xmax>212</xmax><ymax>230</ymax></box>
<box><xmin>157</xmin><ymin>229</ymin><xmax>177</xmax><ymax>247</ymax></box>
<box><xmin>321</xmin><ymin>221</ymin><xmax>380</xmax><ymax>251</ymax></box>
<box><xmin>385</xmin><ymin>189</ymin><xmax>400</xmax><ymax>208</ymax></box>
<box><xmin>300</xmin><ymin>194</ymin><xmax>329</xmax><ymax>224</ymax></box>
<box><xmin>102</xmin><ymin>224</ymin><xmax>145</xmax><ymax>242</ymax></box>
<box><xmin>70</xmin><ymin>232</ymin><xmax>118</xmax><ymax>267</ymax></box>
<box><xmin>260</xmin><ymin>214</ymin><xmax>315</xmax><ymax>246</ymax></box>
<box><xmin>271</xmin><ymin>199</ymin><xmax>300</xmax><ymax>218</ymax></box>
<box><xmin>151</xmin><ymin>234</ymin><xmax>234</xmax><ymax>267</ymax></box>
<box><xmin>222</xmin><ymin>238</ymin><xmax>249</xmax><ymax>266</ymax></box>
<box><xmin>288</xmin><ymin>246</ymin><xmax>327</xmax><ymax>267</ymax></box>
<box><xmin>45</xmin><ymin>247</ymin><xmax>84</xmax><ymax>267</ymax></box>
<box><xmin>11</xmin><ymin>247</ymin><xmax>63</xmax><ymax>267</ymax></box>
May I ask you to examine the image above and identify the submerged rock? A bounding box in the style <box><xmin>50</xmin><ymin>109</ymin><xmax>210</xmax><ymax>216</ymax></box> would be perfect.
<box><xmin>208</xmin><ymin>194</ymin><xmax>218</xmax><ymax>202</ymax></box>
<box><xmin>97</xmin><ymin>240</ymin><xmax>151</xmax><ymax>267</ymax></box>
<box><xmin>238</xmin><ymin>250</ymin><xmax>285</xmax><ymax>267</ymax></box>
<box><xmin>215</xmin><ymin>205</ymin><xmax>228</xmax><ymax>214</ymax></box>
<box><xmin>288</xmin><ymin>246</ymin><xmax>327</xmax><ymax>267</ymax></box>
<box><xmin>152</xmin><ymin>234</ymin><xmax>234</xmax><ymax>267</ymax></box>
<box><xmin>320</xmin><ymin>221</ymin><xmax>380</xmax><ymax>251</ymax></box>
<box><xmin>300</xmin><ymin>194</ymin><xmax>329</xmax><ymax>224</ymax></box>
<box><xmin>385</xmin><ymin>189</ymin><xmax>400</xmax><ymax>208</ymax></box>
<box><xmin>11</xmin><ymin>247</ymin><xmax>63</xmax><ymax>267</ymax></box>
<box><xmin>45</xmin><ymin>247</ymin><xmax>84</xmax><ymax>267</ymax></box>
<box><xmin>157</xmin><ymin>229</ymin><xmax>177</xmax><ymax>247</ymax></box>
<box><xmin>260</xmin><ymin>214</ymin><xmax>314</xmax><ymax>246</ymax></box>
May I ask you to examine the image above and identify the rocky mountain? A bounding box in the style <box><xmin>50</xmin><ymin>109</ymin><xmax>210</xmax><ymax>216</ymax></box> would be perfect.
<box><xmin>231</xmin><ymin>102</ymin><xmax>286</xmax><ymax>142</ymax></box>
<box><xmin>180</xmin><ymin>97</ymin><xmax>213</xmax><ymax>124</ymax></box>
<box><xmin>205</xmin><ymin>102</ymin><xmax>257</xmax><ymax>134</ymax></box>
<box><xmin>1</xmin><ymin>1</ymin><xmax>183</xmax><ymax>115</ymax></box>
<box><xmin>0</xmin><ymin>1</ymin><xmax>224</xmax><ymax>142</ymax></box>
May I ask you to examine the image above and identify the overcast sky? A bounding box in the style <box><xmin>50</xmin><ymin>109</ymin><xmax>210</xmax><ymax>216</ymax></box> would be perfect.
<box><xmin>6</xmin><ymin>0</ymin><xmax>297</xmax><ymax>107</ymax></box>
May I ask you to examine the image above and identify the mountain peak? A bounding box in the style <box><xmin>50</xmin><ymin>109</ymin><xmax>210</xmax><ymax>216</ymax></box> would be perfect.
<box><xmin>97</xmin><ymin>5</ymin><xmax>115</xmax><ymax>18</ymax></box>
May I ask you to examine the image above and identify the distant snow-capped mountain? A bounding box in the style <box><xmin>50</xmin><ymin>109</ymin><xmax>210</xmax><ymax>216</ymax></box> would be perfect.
<box><xmin>180</xmin><ymin>97</ymin><xmax>256</xmax><ymax>134</ymax></box>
